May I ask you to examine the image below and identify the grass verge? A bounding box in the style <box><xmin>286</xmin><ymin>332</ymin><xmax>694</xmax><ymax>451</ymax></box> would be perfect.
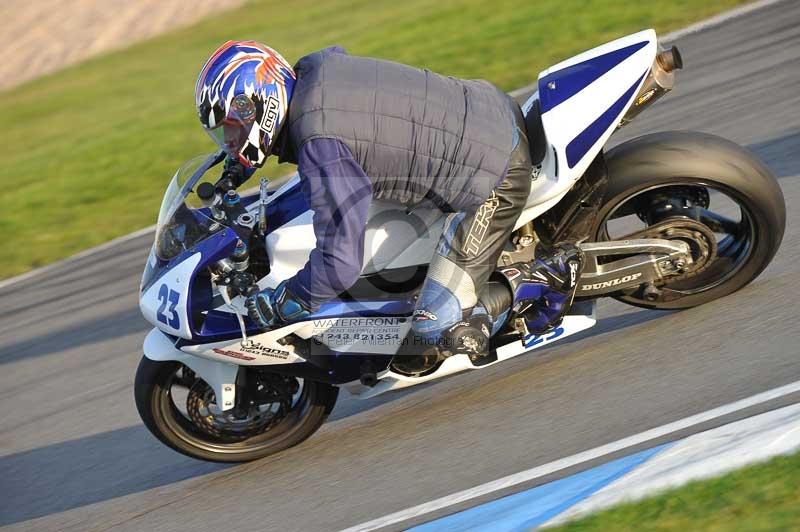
<box><xmin>550</xmin><ymin>449</ymin><xmax>800</xmax><ymax>531</ymax></box>
<box><xmin>0</xmin><ymin>0</ymin><xmax>748</xmax><ymax>279</ymax></box>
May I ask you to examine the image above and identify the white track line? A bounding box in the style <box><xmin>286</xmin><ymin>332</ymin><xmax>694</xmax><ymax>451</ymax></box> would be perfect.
<box><xmin>2</xmin><ymin>0</ymin><xmax>786</xmax><ymax>290</ymax></box>
<box><xmin>342</xmin><ymin>379</ymin><xmax>800</xmax><ymax>532</ymax></box>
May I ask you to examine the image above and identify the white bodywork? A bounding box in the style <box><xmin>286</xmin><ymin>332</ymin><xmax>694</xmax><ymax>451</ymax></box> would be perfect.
<box><xmin>516</xmin><ymin>29</ymin><xmax>656</xmax><ymax>228</ymax></box>
<box><xmin>140</xmin><ymin>252</ymin><xmax>201</xmax><ymax>340</ymax></box>
<box><xmin>143</xmin><ymin>328</ymin><xmax>239</xmax><ymax>410</ymax></box>
<box><xmin>143</xmin><ymin>30</ymin><xmax>659</xmax><ymax>407</ymax></box>
<box><xmin>343</xmin><ymin>306</ymin><xmax>596</xmax><ymax>399</ymax></box>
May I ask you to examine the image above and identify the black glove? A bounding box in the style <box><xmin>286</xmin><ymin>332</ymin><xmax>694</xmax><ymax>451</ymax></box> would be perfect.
<box><xmin>245</xmin><ymin>281</ymin><xmax>312</xmax><ymax>330</ymax></box>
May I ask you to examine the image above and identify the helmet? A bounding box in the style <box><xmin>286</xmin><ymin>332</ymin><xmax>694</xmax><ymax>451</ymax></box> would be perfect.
<box><xmin>195</xmin><ymin>40</ymin><xmax>295</xmax><ymax>168</ymax></box>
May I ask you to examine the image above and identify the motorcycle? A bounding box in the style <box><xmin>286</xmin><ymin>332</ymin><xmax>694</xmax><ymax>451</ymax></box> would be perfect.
<box><xmin>135</xmin><ymin>29</ymin><xmax>785</xmax><ymax>462</ymax></box>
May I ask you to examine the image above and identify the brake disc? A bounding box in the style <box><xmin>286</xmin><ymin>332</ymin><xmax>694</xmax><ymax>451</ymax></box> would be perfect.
<box><xmin>186</xmin><ymin>380</ymin><xmax>287</xmax><ymax>440</ymax></box>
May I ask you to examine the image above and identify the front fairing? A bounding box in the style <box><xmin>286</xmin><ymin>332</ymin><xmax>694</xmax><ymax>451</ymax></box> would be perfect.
<box><xmin>141</xmin><ymin>151</ymin><xmax>226</xmax><ymax>291</ymax></box>
<box><xmin>139</xmin><ymin>152</ymin><xmax>249</xmax><ymax>341</ymax></box>
<box><xmin>140</xmin><ymin>228</ymin><xmax>242</xmax><ymax>340</ymax></box>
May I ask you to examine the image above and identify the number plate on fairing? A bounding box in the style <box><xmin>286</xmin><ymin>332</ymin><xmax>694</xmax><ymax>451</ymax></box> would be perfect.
<box><xmin>140</xmin><ymin>253</ymin><xmax>201</xmax><ymax>339</ymax></box>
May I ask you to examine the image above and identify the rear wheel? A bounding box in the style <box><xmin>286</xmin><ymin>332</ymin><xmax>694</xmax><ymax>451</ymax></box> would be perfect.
<box><xmin>595</xmin><ymin>131</ymin><xmax>785</xmax><ymax>309</ymax></box>
<box><xmin>134</xmin><ymin>356</ymin><xmax>338</xmax><ymax>462</ymax></box>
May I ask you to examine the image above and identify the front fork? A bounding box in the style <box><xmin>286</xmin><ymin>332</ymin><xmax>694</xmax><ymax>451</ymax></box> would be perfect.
<box><xmin>143</xmin><ymin>328</ymin><xmax>240</xmax><ymax>411</ymax></box>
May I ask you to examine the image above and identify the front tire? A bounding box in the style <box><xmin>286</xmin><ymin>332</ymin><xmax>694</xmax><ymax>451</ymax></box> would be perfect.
<box><xmin>134</xmin><ymin>356</ymin><xmax>338</xmax><ymax>463</ymax></box>
<box><xmin>596</xmin><ymin>131</ymin><xmax>785</xmax><ymax>309</ymax></box>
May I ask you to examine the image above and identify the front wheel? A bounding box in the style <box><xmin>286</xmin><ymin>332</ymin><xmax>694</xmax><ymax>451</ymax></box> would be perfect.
<box><xmin>134</xmin><ymin>356</ymin><xmax>338</xmax><ymax>462</ymax></box>
<box><xmin>595</xmin><ymin>131</ymin><xmax>785</xmax><ymax>309</ymax></box>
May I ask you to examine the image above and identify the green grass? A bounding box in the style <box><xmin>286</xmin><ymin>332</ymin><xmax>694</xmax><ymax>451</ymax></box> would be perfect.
<box><xmin>550</xmin><ymin>450</ymin><xmax>800</xmax><ymax>531</ymax></box>
<box><xmin>0</xmin><ymin>0</ymin><xmax>748</xmax><ymax>278</ymax></box>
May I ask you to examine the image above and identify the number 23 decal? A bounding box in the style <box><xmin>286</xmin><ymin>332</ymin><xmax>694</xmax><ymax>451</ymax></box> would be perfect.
<box><xmin>156</xmin><ymin>284</ymin><xmax>181</xmax><ymax>329</ymax></box>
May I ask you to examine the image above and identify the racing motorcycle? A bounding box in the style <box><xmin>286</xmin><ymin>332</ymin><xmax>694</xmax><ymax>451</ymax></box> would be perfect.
<box><xmin>135</xmin><ymin>29</ymin><xmax>785</xmax><ymax>462</ymax></box>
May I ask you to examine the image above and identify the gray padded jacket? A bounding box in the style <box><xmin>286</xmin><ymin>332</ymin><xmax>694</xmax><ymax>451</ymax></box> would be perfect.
<box><xmin>286</xmin><ymin>47</ymin><xmax>517</xmax><ymax>210</ymax></box>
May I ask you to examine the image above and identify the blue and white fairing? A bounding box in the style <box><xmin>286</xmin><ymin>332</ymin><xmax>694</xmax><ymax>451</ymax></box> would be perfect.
<box><xmin>517</xmin><ymin>30</ymin><xmax>657</xmax><ymax>227</ymax></box>
<box><xmin>539</xmin><ymin>29</ymin><xmax>656</xmax><ymax>175</ymax></box>
<box><xmin>139</xmin><ymin>152</ymin><xmax>240</xmax><ymax>341</ymax></box>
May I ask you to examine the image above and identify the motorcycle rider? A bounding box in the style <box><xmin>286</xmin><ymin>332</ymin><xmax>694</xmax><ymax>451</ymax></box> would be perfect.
<box><xmin>195</xmin><ymin>40</ymin><xmax>583</xmax><ymax>359</ymax></box>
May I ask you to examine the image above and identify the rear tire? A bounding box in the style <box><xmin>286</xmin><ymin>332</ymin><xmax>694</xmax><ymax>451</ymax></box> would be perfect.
<box><xmin>596</xmin><ymin>131</ymin><xmax>785</xmax><ymax>309</ymax></box>
<box><xmin>134</xmin><ymin>356</ymin><xmax>338</xmax><ymax>463</ymax></box>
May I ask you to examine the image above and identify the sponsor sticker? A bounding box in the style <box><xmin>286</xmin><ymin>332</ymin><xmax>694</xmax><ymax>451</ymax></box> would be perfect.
<box><xmin>313</xmin><ymin>317</ymin><xmax>408</xmax><ymax>348</ymax></box>
<box><xmin>238</xmin><ymin>340</ymin><xmax>290</xmax><ymax>359</ymax></box>
<box><xmin>636</xmin><ymin>88</ymin><xmax>657</xmax><ymax>106</ymax></box>
<box><xmin>568</xmin><ymin>261</ymin><xmax>579</xmax><ymax>288</ymax></box>
<box><xmin>580</xmin><ymin>272</ymin><xmax>644</xmax><ymax>291</ymax></box>
<box><xmin>212</xmin><ymin>341</ymin><xmax>291</xmax><ymax>361</ymax></box>
<box><xmin>212</xmin><ymin>348</ymin><xmax>256</xmax><ymax>361</ymax></box>
<box><xmin>261</xmin><ymin>95</ymin><xmax>280</xmax><ymax>136</ymax></box>
<box><xmin>463</xmin><ymin>192</ymin><xmax>500</xmax><ymax>257</ymax></box>
<box><xmin>412</xmin><ymin>309</ymin><xmax>438</xmax><ymax>322</ymax></box>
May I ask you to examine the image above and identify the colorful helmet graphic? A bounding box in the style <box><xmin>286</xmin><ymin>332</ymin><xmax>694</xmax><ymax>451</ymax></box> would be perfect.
<box><xmin>195</xmin><ymin>41</ymin><xmax>296</xmax><ymax>168</ymax></box>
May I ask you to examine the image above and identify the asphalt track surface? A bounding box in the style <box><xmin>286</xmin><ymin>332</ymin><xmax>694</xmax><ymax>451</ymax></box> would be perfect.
<box><xmin>1</xmin><ymin>2</ymin><xmax>799</xmax><ymax>530</ymax></box>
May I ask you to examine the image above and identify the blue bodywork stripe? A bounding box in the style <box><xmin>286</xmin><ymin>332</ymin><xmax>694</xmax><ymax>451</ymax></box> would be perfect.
<box><xmin>565</xmin><ymin>71</ymin><xmax>647</xmax><ymax>169</ymax></box>
<box><xmin>411</xmin><ymin>442</ymin><xmax>673</xmax><ymax>532</ymax></box>
<box><xmin>140</xmin><ymin>227</ymin><xmax>239</xmax><ymax>295</ymax></box>
<box><xmin>539</xmin><ymin>41</ymin><xmax>648</xmax><ymax>114</ymax></box>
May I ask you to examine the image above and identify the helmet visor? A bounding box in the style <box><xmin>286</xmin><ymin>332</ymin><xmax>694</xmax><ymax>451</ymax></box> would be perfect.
<box><xmin>204</xmin><ymin>94</ymin><xmax>256</xmax><ymax>158</ymax></box>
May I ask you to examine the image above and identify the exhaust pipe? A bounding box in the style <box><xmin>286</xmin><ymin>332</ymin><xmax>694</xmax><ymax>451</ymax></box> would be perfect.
<box><xmin>619</xmin><ymin>45</ymin><xmax>683</xmax><ymax>128</ymax></box>
<box><xmin>657</xmin><ymin>46</ymin><xmax>683</xmax><ymax>72</ymax></box>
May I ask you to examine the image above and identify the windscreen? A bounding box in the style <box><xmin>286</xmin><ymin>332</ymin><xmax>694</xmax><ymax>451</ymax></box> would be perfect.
<box><xmin>154</xmin><ymin>152</ymin><xmax>227</xmax><ymax>261</ymax></box>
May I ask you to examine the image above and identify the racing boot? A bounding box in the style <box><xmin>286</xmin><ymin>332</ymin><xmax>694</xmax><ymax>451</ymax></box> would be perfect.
<box><xmin>498</xmin><ymin>242</ymin><xmax>585</xmax><ymax>335</ymax></box>
<box><xmin>438</xmin><ymin>312</ymin><xmax>494</xmax><ymax>365</ymax></box>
